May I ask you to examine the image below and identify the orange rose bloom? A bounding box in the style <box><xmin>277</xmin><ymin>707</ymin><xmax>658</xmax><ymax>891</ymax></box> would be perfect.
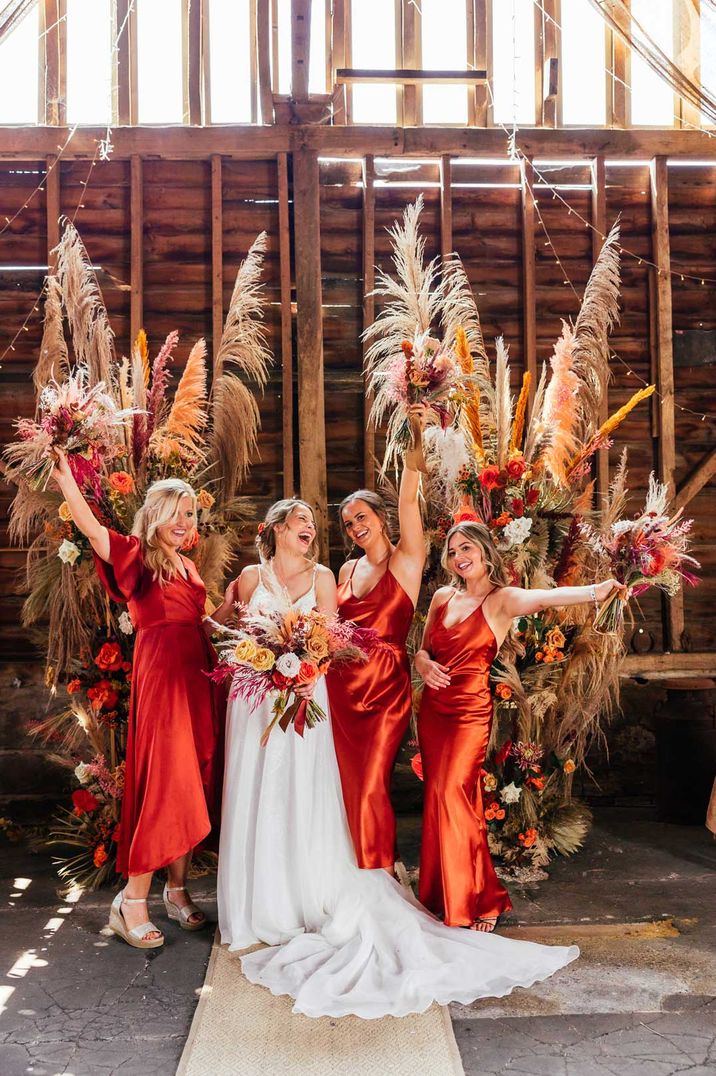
<box><xmin>296</xmin><ymin>660</ymin><xmax>319</xmax><ymax>684</ymax></box>
<box><xmin>495</xmin><ymin>683</ymin><xmax>513</xmax><ymax>700</ymax></box>
<box><xmin>563</xmin><ymin>758</ymin><xmax>576</xmax><ymax>774</ymax></box>
<box><xmin>95</xmin><ymin>641</ymin><xmax>123</xmax><ymax>672</ymax></box>
<box><xmin>67</xmin><ymin>678</ymin><xmax>81</xmax><ymax>694</ymax></box>
<box><xmin>108</xmin><ymin>471</ymin><xmax>135</xmax><ymax>495</ymax></box>
<box><xmin>181</xmin><ymin>529</ymin><xmax>200</xmax><ymax>551</ymax></box>
<box><xmin>197</xmin><ymin>489</ymin><xmax>215</xmax><ymax>510</ymax></box>
<box><xmin>93</xmin><ymin>843</ymin><xmax>108</xmax><ymax>867</ymax></box>
<box><xmin>87</xmin><ymin>679</ymin><xmax>119</xmax><ymax>712</ymax></box>
<box><xmin>506</xmin><ymin>455</ymin><xmax>527</xmax><ymax>480</ymax></box>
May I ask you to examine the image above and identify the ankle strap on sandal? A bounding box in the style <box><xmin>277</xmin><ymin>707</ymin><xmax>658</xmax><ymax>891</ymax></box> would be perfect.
<box><xmin>122</xmin><ymin>893</ymin><xmax>149</xmax><ymax>904</ymax></box>
<box><xmin>165</xmin><ymin>885</ymin><xmax>187</xmax><ymax>893</ymax></box>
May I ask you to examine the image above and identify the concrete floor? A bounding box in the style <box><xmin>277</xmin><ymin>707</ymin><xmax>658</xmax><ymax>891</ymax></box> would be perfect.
<box><xmin>0</xmin><ymin>809</ymin><xmax>714</xmax><ymax>1076</ymax></box>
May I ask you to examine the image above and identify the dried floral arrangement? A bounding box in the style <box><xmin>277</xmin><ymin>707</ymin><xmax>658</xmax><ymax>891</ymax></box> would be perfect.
<box><xmin>4</xmin><ymin>220</ymin><xmax>271</xmax><ymax>888</ymax></box>
<box><xmin>367</xmin><ymin>196</ymin><xmax>696</xmax><ymax>871</ymax></box>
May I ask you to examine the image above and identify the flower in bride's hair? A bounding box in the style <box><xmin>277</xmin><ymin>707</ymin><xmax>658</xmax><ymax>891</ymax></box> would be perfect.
<box><xmin>250</xmin><ymin>647</ymin><xmax>275</xmax><ymax>673</ymax></box>
<box><xmin>275</xmin><ymin>651</ymin><xmax>301</xmax><ymax>679</ymax></box>
<box><xmin>234</xmin><ymin>638</ymin><xmax>258</xmax><ymax>664</ymax></box>
<box><xmin>257</xmin><ymin>521</ymin><xmax>266</xmax><ymax>535</ymax></box>
<box><xmin>57</xmin><ymin>539</ymin><xmax>81</xmax><ymax>565</ymax></box>
<box><xmin>305</xmin><ymin>629</ymin><xmax>330</xmax><ymax>661</ymax></box>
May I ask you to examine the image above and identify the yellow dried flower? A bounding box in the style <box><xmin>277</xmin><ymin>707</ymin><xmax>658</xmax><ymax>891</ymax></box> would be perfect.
<box><xmin>58</xmin><ymin>501</ymin><xmax>72</xmax><ymax>522</ymax></box>
<box><xmin>250</xmin><ymin>647</ymin><xmax>275</xmax><ymax>672</ymax></box>
<box><xmin>234</xmin><ymin>638</ymin><xmax>258</xmax><ymax>663</ymax></box>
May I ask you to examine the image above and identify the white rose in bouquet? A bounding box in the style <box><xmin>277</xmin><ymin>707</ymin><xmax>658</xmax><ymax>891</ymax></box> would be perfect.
<box><xmin>275</xmin><ymin>652</ymin><xmax>302</xmax><ymax>679</ymax></box>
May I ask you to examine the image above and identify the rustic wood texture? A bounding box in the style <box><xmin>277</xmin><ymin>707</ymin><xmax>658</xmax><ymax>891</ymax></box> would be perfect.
<box><xmin>210</xmin><ymin>154</ymin><xmax>223</xmax><ymax>366</ymax></box>
<box><xmin>362</xmin><ymin>155</ymin><xmax>376</xmax><ymax>489</ymax></box>
<box><xmin>130</xmin><ymin>155</ymin><xmax>143</xmax><ymax>346</ymax></box>
<box><xmin>592</xmin><ymin>155</ymin><xmax>609</xmax><ymax>511</ymax></box>
<box><xmin>278</xmin><ymin>152</ymin><xmax>294</xmax><ymax>497</ymax></box>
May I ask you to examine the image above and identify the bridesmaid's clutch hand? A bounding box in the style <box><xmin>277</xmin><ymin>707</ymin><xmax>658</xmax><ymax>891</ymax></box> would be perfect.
<box><xmin>415</xmin><ymin>651</ymin><xmax>451</xmax><ymax>690</ymax></box>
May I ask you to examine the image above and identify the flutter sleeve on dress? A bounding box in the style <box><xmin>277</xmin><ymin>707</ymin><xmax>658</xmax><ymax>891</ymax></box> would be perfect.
<box><xmin>93</xmin><ymin>529</ymin><xmax>145</xmax><ymax>603</ymax></box>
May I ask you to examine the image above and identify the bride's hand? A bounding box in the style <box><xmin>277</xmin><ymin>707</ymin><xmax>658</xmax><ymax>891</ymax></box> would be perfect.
<box><xmin>294</xmin><ymin>682</ymin><xmax>315</xmax><ymax>701</ymax></box>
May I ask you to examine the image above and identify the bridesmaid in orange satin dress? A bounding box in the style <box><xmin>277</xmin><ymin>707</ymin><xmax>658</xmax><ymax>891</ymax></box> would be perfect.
<box><xmin>327</xmin><ymin>405</ymin><xmax>427</xmax><ymax>870</ymax></box>
<box><xmin>52</xmin><ymin>452</ymin><xmax>235</xmax><ymax>948</ymax></box>
<box><xmin>416</xmin><ymin>521</ymin><xmax>625</xmax><ymax>931</ymax></box>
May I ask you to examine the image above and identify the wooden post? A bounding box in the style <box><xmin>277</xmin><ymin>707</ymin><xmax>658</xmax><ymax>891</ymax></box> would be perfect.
<box><xmin>292</xmin><ymin>0</ymin><xmax>311</xmax><ymax>99</ymax></box>
<box><xmin>541</xmin><ymin>0</ymin><xmax>561</xmax><ymax>128</ymax></box>
<box><xmin>591</xmin><ymin>155</ymin><xmax>610</xmax><ymax>511</ymax></box>
<box><xmin>520</xmin><ymin>157</ymin><xmax>537</xmax><ymax>406</ymax></box>
<box><xmin>278</xmin><ymin>152</ymin><xmax>294</xmax><ymax>498</ymax></box>
<box><xmin>39</xmin><ymin>0</ymin><xmax>66</xmax><ymax>126</ymax></box>
<box><xmin>439</xmin><ymin>154</ymin><xmax>452</xmax><ymax>260</ymax></box>
<box><xmin>113</xmin><ymin>0</ymin><xmax>137</xmax><ymax>125</ymax></box>
<box><xmin>130</xmin><ymin>155</ymin><xmax>143</xmax><ymax>346</ymax></box>
<box><xmin>292</xmin><ymin>147</ymin><xmax>328</xmax><ymax>558</ymax></box>
<box><xmin>401</xmin><ymin>0</ymin><xmax>420</xmax><ymax>126</ymax></box>
<box><xmin>182</xmin><ymin>0</ymin><xmax>203</xmax><ymax>125</ymax></box>
<box><xmin>650</xmin><ymin>155</ymin><xmax>683</xmax><ymax>650</ymax></box>
<box><xmin>362</xmin><ymin>154</ymin><xmax>375</xmax><ymax>489</ymax></box>
<box><xmin>257</xmin><ymin>0</ymin><xmax>274</xmax><ymax>123</ymax></box>
<box><xmin>607</xmin><ymin>0</ymin><xmax>630</xmax><ymax>128</ymax></box>
<box><xmin>674</xmin><ymin>0</ymin><xmax>701</xmax><ymax>131</ymax></box>
<box><xmin>45</xmin><ymin>155</ymin><xmax>61</xmax><ymax>274</ymax></box>
<box><xmin>210</xmin><ymin>155</ymin><xmax>223</xmax><ymax>369</ymax></box>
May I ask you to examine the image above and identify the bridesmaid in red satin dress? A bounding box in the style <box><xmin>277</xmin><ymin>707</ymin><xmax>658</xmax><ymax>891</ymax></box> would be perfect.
<box><xmin>52</xmin><ymin>452</ymin><xmax>235</xmax><ymax>948</ymax></box>
<box><xmin>416</xmin><ymin>521</ymin><xmax>625</xmax><ymax>931</ymax></box>
<box><xmin>328</xmin><ymin>406</ymin><xmax>427</xmax><ymax>870</ymax></box>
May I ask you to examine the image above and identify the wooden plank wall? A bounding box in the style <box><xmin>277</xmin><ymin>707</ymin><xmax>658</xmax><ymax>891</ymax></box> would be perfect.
<box><xmin>1</xmin><ymin>153</ymin><xmax>715</xmax><ymax>661</ymax></box>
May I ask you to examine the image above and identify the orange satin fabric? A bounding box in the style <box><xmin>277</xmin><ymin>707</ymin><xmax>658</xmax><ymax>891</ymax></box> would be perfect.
<box><xmin>328</xmin><ymin>566</ymin><xmax>414</xmax><ymax>869</ymax></box>
<box><xmin>417</xmin><ymin>596</ymin><xmax>512</xmax><ymax>926</ymax></box>
<box><xmin>94</xmin><ymin>529</ymin><xmax>225</xmax><ymax>877</ymax></box>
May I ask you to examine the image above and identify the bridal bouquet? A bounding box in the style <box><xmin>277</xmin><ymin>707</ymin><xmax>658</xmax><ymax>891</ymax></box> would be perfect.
<box><xmin>7</xmin><ymin>367</ymin><xmax>135</xmax><ymax>496</ymax></box>
<box><xmin>211</xmin><ymin>607</ymin><xmax>374</xmax><ymax>746</ymax></box>
<box><xmin>581</xmin><ymin>475</ymin><xmax>699</xmax><ymax>635</ymax></box>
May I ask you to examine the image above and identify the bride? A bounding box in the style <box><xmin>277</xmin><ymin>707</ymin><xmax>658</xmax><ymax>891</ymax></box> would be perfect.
<box><xmin>217</xmin><ymin>498</ymin><xmax>578</xmax><ymax>1020</ymax></box>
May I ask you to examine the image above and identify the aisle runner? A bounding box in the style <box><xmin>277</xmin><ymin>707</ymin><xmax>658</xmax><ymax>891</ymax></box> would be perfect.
<box><xmin>177</xmin><ymin>933</ymin><xmax>465</xmax><ymax>1076</ymax></box>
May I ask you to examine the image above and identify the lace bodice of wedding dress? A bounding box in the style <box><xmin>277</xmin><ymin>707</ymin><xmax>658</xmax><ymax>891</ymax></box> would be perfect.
<box><xmin>217</xmin><ymin>565</ymin><xmax>578</xmax><ymax>1019</ymax></box>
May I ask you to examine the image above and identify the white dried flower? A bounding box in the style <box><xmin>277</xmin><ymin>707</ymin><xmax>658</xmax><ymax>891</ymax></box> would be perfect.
<box><xmin>503</xmin><ymin>516</ymin><xmax>532</xmax><ymax>548</ymax></box>
<box><xmin>499</xmin><ymin>782</ymin><xmax>522</xmax><ymax>805</ymax></box>
<box><xmin>57</xmin><ymin>539</ymin><xmax>81</xmax><ymax>565</ymax></box>
<box><xmin>118</xmin><ymin>611</ymin><xmax>134</xmax><ymax>635</ymax></box>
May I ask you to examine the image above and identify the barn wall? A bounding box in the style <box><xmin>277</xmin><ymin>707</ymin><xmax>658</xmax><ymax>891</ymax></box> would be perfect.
<box><xmin>1</xmin><ymin>151</ymin><xmax>715</xmax><ymax>810</ymax></box>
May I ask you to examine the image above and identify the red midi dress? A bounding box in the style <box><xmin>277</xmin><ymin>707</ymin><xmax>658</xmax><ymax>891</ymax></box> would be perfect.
<box><xmin>94</xmin><ymin>529</ymin><xmax>225</xmax><ymax>877</ymax></box>
<box><xmin>327</xmin><ymin>562</ymin><xmax>414</xmax><ymax>869</ymax></box>
<box><xmin>417</xmin><ymin>593</ymin><xmax>512</xmax><ymax>926</ymax></box>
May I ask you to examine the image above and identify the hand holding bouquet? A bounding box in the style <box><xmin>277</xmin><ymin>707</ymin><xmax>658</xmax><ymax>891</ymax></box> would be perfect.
<box><xmin>210</xmin><ymin>606</ymin><xmax>375</xmax><ymax>746</ymax></box>
<box><xmin>6</xmin><ymin>367</ymin><xmax>136</xmax><ymax>496</ymax></box>
<box><xmin>581</xmin><ymin>475</ymin><xmax>699</xmax><ymax>635</ymax></box>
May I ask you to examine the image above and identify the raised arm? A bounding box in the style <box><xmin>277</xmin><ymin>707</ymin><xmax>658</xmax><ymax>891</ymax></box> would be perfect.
<box><xmin>51</xmin><ymin>449</ymin><xmax>110</xmax><ymax>562</ymax></box>
<box><xmin>497</xmin><ymin>578</ymin><xmax>625</xmax><ymax>620</ymax></box>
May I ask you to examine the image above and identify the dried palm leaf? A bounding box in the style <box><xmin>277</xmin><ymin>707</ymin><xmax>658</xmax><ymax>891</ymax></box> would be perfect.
<box><xmin>543</xmin><ymin>800</ymin><xmax>592</xmax><ymax>856</ymax></box>
<box><xmin>214</xmin><ymin>232</ymin><xmax>270</xmax><ymax>386</ymax></box>
<box><xmin>8</xmin><ymin>483</ymin><xmax>59</xmax><ymax>547</ymax></box>
<box><xmin>34</xmin><ymin>275</ymin><xmax>68</xmax><ymax>399</ymax></box>
<box><xmin>55</xmin><ymin>219</ymin><xmax>115</xmax><ymax>387</ymax></box>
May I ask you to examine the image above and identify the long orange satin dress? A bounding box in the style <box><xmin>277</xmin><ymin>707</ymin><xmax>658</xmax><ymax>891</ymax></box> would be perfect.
<box><xmin>94</xmin><ymin>529</ymin><xmax>225</xmax><ymax>877</ymax></box>
<box><xmin>417</xmin><ymin>592</ymin><xmax>512</xmax><ymax>926</ymax></box>
<box><xmin>328</xmin><ymin>563</ymin><xmax>414</xmax><ymax>869</ymax></box>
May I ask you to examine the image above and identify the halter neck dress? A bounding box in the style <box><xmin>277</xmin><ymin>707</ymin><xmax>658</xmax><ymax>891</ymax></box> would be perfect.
<box><xmin>417</xmin><ymin>589</ymin><xmax>512</xmax><ymax>926</ymax></box>
<box><xmin>327</xmin><ymin>560</ymin><xmax>414</xmax><ymax>869</ymax></box>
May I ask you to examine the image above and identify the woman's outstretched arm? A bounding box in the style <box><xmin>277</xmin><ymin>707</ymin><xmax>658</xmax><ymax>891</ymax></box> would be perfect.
<box><xmin>51</xmin><ymin>449</ymin><xmax>110</xmax><ymax>562</ymax></box>
<box><xmin>498</xmin><ymin>578</ymin><xmax>625</xmax><ymax>620</ymax></box>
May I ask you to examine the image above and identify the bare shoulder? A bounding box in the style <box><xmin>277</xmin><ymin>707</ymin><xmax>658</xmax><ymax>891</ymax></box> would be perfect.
<box><xmin>431</xmin><ymin>585</ymin><xmax>455</xmax><ymax>609</ymax></box>
<box><xmin>337</xmin><ymin>558</ymin><xmax>358</xmax><ymax>583</ymax></box>
<box><xmin>488</xmin><ymin>586</ymin><xmax>521</xmax><ymax>615</ymax></box>
<box><xmin>314</xmin><ymin>563</ymin><xmax>336</xmax><ymax>583</ymax></box>
<box><xmin>240</xmin><ymin>563</ymin><xmax>260</xmax><ymax>582</ymax></box>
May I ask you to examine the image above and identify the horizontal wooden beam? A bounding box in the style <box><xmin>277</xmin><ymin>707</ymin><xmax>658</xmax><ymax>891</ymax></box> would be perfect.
<box><xmin>3</xmin><ymin>125</ymin><xmax>716</xmax><ymax>161</ymax></box>
<box><xmin>673</xmin><ymin>444</ymin><xmax>716</xmax><ymax>513</ymax></box>
<box><xmin>336</xmin><ymin>68</ymin><xmax>487</xmax><ymax>85</ymax></box>
<box><xmin>622</xmin><ymin>651</ymin><xmax>716</xmax><ymax>679</ymax></box>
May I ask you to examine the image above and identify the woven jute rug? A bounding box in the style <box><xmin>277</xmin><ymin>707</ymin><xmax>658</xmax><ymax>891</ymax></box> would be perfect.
<box><xmin>177</xmin><ymin>932</ymin><xmax>465</xmax><ymax>1076</ymax></box>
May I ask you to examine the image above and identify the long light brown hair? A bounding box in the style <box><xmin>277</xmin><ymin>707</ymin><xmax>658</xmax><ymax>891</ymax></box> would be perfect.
<box><xmin>337</xmin><ymin>488</ymin><xmax>392</xmax><ymax>553</ymax></box>
<box><xmin>131</xmin><ymin>478</ymin><xmax>198</xmax><ymax>584</ymax></box>
<box><xmin>440</xmin><ymin>521</ymin><xmax>510</xmax><ymax>589</ymax></box>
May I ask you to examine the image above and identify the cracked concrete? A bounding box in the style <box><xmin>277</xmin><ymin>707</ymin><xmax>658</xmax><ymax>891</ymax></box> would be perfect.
<box><xmin>1</xmin><ymin>808</ymin><xmax>715</xmax><ymax>1075</ymax></box>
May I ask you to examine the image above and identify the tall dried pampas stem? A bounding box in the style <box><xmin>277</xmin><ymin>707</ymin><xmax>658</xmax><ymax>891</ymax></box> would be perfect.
<box><xmin>214</xmin><ymin>231</ymin><xmax>270</xmax><ymax>386</ymax></box>
<box><xmin>55</xmin><ymin>219</ymin><xmax>115</xmax><ymax>387</ymax></box>
<box><xmin>34</xmin><ymin>276</ymin><xmax>68</xmax><ymax>400</ymax></box>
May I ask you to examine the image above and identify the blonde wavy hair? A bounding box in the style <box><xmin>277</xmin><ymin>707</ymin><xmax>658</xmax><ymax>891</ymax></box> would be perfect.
<box><xmin>256</xmin><ymin>498</ymin><xmax>316</xmax><ymax>562</ymax></box>
<box><xmin>131</xmin><ymin>478</ymin><xmax>198</xmax><ymax>583</ymax></box>
<box><xmin>440</xmin><ymin>521</ymin><xmax>510</xmax><ymax>589</ymax></box>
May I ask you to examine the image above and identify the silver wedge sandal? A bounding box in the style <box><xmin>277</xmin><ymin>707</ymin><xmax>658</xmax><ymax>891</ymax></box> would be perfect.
<box><xmin>162</xmin><ymin>884</ymin><xmax>207</xmax><ymax>931</ymax></box>
<box><xmin>108</xmin><ymin>890</ymin><xmax>164</xmax><ymax>949</ymax></box>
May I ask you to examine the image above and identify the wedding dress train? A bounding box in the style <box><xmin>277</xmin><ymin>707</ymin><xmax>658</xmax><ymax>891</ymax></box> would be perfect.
<box><xmin>217</xmin><ymin>571</ymin><xmax>578</xmax><ymax>1019</ymax></box>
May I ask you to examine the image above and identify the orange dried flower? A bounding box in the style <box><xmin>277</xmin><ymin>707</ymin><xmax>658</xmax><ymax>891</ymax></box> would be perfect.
<box><xmin>108</xmin><ymin>471</ymin><xmax>135</xmax><ymax>495</ymax></box>
<box><xmin>93</xmin><ymin>843</ymin><xmax>108</xmax><ymax>867</ymax></box>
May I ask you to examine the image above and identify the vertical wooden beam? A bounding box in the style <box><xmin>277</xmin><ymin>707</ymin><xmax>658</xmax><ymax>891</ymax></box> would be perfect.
<box><xmin>466</xmin><ymin>0</ymin><xmax>477</xmax><ymax>126</ymax></box>
<box><xmin>271</xmin><ymin>0</ymin><xmax>280</xmax><ymax>93</ymax></box>
<box><xmin>45</xmin><ymin>155</ymin><xmax>61</xmax><ymax>275</ymax></box>
<box><xmin>113</xmin><ymin>0</ymin><xmax>137</xmax><ymax>125</ymax></box>
<box><xmin>402</xmin><ymin>0</ymin><xmax>420</xmax><ymax>126</ymax></box>
<box><xmin>607</xmin><ymin>0</ymin><xmax>630</xmax><ymax>128</ymax></box>
<box><xmin>362</xmin><ymin>155</ymin><xmax>376</xmax><ymax>489</ymax></box>
<box><xmin>291</xmin><ymin>0</ymin><xmax>311</xmax><ymax>99</ymax></box>
<box><xmin>130</xmin><ymin>156</ymin><xmax>143</xmax><ymax>346</ymax></box>
<box><xmin>182</xmin><ymin>0</ymin><xmax>203</xmax><ymax>125</ymax></box>
<box><xmin>210</xmin><ymin>155</ymin><xmax>223</xmax><ymax>368</ymax></box>
<box><xmin>40</xmin><ymin>0</ymin><xmax>66</xmax><ymax>126</ymax></box>
<box><xmin>293</xmin><ymin>147</ymin><xmax>328</xmax><ymax>558</ymax></box>
<box><xmin>250</xmin><ymin>0</ymin><xmax>258</xmax><ymax>123</ymax></box>
<box><xmin>520</xmin><ymin>157</ymin><xmax>537</xmax><ymax>406</ymax></box>
<box><xmin>439</xmin><ymin>155</ymin><xmax>453</xmax><ymax>261</ymax></box>
<box><xmin>541</xmin><ymin>0</ymin><xmax>561</xmax><ymax>128</ymax></box>
<box><xmin>650</xmin><ymin>155</ymin><xmax>683</xmax><ymax>651</ymax></box>
<box><xmin>480</xmin><ymin>0</ymin><xmax>493</xmax><ymax>127</ymax></box>
<box><xmin>257</xmin><ymin>0</ymin><xmax>274</xmax><ymax>123</ymax></box>
<box><xmin>278</xmin><ymin>152</ymin><xmax>294</xmax><ymax>498</ymax></box>
<box><xmin>591</xmin><ymin>155</ymin><xmax>610</xmax><ymax>511</ymax></box>
<box><xmin>674</xmin><ymin>0</ymin><xmax>700</xmax><ymax>131</ymax></box>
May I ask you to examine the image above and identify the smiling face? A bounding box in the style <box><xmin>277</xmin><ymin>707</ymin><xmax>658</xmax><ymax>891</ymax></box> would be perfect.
<box><xmin>446</xmin><ymin>531</ymin><xmax>488</xmax><ymax>583</ymax></box>
<box><xmin>156</xmin><ymin>494</ymin><xmax>196</xmax><ymax>551</ymax></box>
<box><xmin>341</xmin><ymin>498</ymin><xmax>385</xmax><ymax>551</ymax></box>
<box><xmin>275</xmin><ymin>503</ymin><xmax>316</xmax><ymax>556</ymax></box>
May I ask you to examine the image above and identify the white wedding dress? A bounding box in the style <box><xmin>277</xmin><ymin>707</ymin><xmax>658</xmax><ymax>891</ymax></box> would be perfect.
<box><xmin>217</xmin><ymin>568</ymin><xmax>578</xmax><ymax>1019</ymax></box>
